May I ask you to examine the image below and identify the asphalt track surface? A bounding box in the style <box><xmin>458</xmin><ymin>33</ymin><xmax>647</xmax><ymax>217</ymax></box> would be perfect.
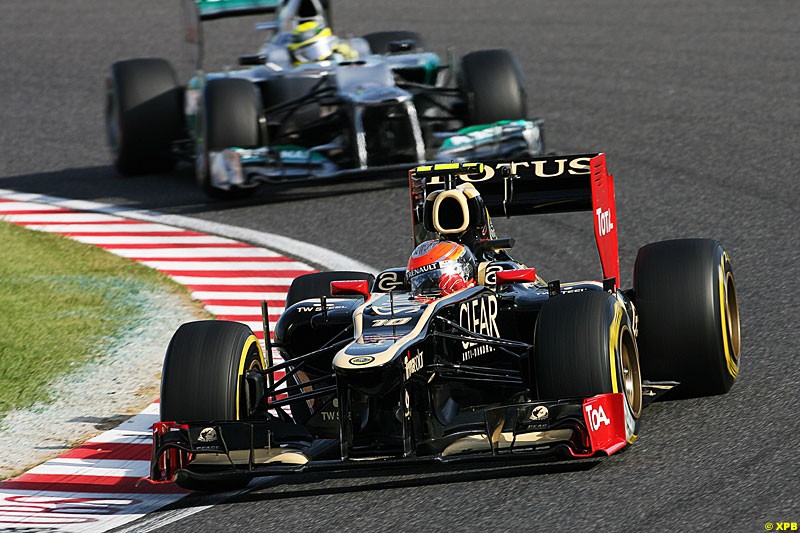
<box><xmin>1</xmin><ymin>1</ymin><xmax>798</xmax><ymax>531</ymax></box>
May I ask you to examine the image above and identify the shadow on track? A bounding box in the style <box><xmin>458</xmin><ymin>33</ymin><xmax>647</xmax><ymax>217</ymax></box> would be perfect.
<box><xmin>164</xmin><ymin>459</ymin><xmax>602</xmax><ymax>510</ymax></box>
<box><xmin>0</xmin><ymin>164</ymin><xmax>408</xmax><ymax>215</ymax></box>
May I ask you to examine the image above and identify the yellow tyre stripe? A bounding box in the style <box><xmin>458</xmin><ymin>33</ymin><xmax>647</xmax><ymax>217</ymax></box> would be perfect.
<box><xmin>608</xmin><ymin>304</ymin><xmax>623</xmax><ymax>394</ymax></box>
<box><xmin>235</xmin><ymin>334</ymin><xmax>265</xmax><ymax>420</ymax></box>
<box><xmin>719</xmin><ymin>254</ymin><xmax>738</xmax><ymax>380</ymax></box>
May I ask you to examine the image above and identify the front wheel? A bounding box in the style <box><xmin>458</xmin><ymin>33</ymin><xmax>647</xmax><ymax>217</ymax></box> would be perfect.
<box><xmin>534</xmin><ymin>291</ymin><xmax>642</xmax><ymax>422</ymax></box>
<box><xmin>160</xmin><ymin>320</ymin><xmax>265</xmax><ymax>491</ymax></box>
<box><xmin>633</xmin><ymin>239</ymin><xmax>741</xmax><ymax>397</ymax></box>
<box><xmin>161</xmin><ymin>320</ymin><xmax>265</xmax><ymax>423</ymax></box>
<box><xmin>196</xmin><ymin>78</ymin><xmax>262</xmax><ymax>199</ymax></box>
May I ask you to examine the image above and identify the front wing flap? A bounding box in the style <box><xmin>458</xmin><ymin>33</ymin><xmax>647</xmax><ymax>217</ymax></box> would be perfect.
<box><xmin>207</xmin><ymin>119</ymin><xmax>544</xmax><ymax>188</ymax></box>
<box><xmin>146</xmin><ymin>392</ymin><xmax>628</xmax><ymax>485</ymax></box>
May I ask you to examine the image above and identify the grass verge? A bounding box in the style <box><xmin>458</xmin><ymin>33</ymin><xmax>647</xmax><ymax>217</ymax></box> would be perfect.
<box><xmin>0</xmin><ymin>220</ymin><xmax>207</xmax><ymax>417</ymax></box>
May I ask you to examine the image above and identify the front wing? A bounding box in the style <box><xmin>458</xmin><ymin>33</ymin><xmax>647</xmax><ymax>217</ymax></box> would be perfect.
<box><xmin>146</xmin><ymin>392</ymin><xmax>628</xmax><ymax>486</ymax></box>
<box><xmin>206</xmin><ymin>119</ymin><xmax>544</xmax><ymax>189</ymax></box>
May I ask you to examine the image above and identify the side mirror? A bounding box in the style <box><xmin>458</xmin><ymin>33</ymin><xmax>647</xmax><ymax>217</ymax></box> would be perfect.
<box><xmin>495</xmin><ymin>268</ymin><xmax>537</xmax><ymax>286</ymax></box>
<box><xmin>330</xmin><ymin>280</ymin><xmax>371</xmax><ymax>299</ymax></box>
<box><xmin>388</xmin><ymin>40</ymin><xmax>415</xmax><ymax>53</ymax></box>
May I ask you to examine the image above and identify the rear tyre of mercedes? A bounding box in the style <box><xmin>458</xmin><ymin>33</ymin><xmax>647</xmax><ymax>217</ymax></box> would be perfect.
<box><xmin>458</xmin><ymin>49</ymin><xmax>527</xmax><ymax>125</ymax></box>
<box><xmin>633</xmin><ymin>239</ymin><xmax>741</xmax><ymax>398</ymax></box>
<box><xmin>106</xmin><ymin>58</ymin><xmax>184</xmax><ymax>175</ymax></box>
<box><xmin>160</xmin><ymin>320</ymin><xmax>265</xmax><ymax>491</ymax></box>
<box><xmin>197</xmin><ymin>78</ymin><xmax>262</xmax><ymax>199</ymax></box>
<box><xmin>534</xmin><ymin>291</ymin><xmax>642</xmax><ymax>429</ymax></box>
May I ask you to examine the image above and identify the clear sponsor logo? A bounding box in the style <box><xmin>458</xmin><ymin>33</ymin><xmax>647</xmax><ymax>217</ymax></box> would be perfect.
<box><xmin>459</xmin><ymin>293</ymin><xmax>500</xmax><ymax>361</ymax></box>
<box><xmin>349</xmin><ymin>356</ymin><xmax>375</xmax><ymax>365</ymax></box>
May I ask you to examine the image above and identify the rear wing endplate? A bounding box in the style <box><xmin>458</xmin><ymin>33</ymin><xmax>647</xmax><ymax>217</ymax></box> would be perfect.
<box><xmin>409</xmin><ymin>153</ymin><xmax>620</xmax><ymax>288</ymax></box>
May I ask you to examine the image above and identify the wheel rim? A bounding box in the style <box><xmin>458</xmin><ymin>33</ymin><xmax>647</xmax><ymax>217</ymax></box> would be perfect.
<box><xmin>236</xmin><ymin>340</ymin><xmax>264</xmax><ymax>420</ymax></box>
<box><xmin>620</xmin><ymin>326</ymin><xmax>642</xmax><ymax>418</ymax></box>
<box><xmin>725</xmin><ymin>271</ymin><xmax>741</xmax><ymax>362</ymax></box>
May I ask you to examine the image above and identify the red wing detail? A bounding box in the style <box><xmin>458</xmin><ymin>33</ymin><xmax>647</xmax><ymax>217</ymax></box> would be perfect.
<box><xmin>582</xmin><ymin>393</ymin><xmax>628</xmax><ymax>455</ymax></box>
<box><xmin>590</xmin><ymin>154</ymin><xmax>620</xmax><ymax>289</ymax></box>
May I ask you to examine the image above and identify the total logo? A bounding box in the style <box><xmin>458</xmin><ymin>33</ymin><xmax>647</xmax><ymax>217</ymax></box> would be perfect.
<box><xmin>595</xmin><ymin>207</ymin><xmax>614</xmax><ymax>236</ymax></box>
<box><xmin>585</xmin><ymin>404</ymin><xmax>611</xmax><ymax>431</ymax></box>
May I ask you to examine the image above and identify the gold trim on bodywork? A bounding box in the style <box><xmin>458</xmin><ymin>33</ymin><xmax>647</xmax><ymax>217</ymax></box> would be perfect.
<box><xmin>333</xmin><ymin>286</ymin><xmax>485</xmax><ymax>370</ymax></box>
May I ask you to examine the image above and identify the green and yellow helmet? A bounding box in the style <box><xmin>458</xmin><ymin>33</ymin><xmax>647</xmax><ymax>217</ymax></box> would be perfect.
<box><xmin>289</xmin><ymin>21</ymin><xmax>335</xmax><ymax>64</ymax></box>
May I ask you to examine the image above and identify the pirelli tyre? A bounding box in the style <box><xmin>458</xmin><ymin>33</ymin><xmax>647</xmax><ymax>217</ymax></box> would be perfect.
<box><xmin>105</xmin><ymin>58</ymin><xmax>184</xmax><ymax>175</ymax></box>
<box><xmin>160</xmin><ymin>320</ymin><xmax>266</xmax><ymax>491</ymax></box>
<box><xmin>363</xmin><ymin>31</ymin><xmax>426</xmax><ymax>54</ymax></box>
<box><xmin>633</xmin><ymin>239</ymin><xmax>741</xmax><ymax>398</ymax></box>
<box><xmin>458</xmin><ymin>49</ymin><xmax>527</xmax><ymax>126</ymax></box>
<box><xmin>533</xmin><ymin>291</ymin><xmax>642</xmax><ymax>431</ymax></box>
<box><xmin>197</xmin><ymin>78</ymin><xmax>263</xmax><ymax>199</ymax></box>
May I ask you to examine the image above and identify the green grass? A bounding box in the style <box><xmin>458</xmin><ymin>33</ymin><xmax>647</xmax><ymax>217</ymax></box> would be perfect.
<box><xmin>0</xmin><ymin>220</ymin><xmax>205</xmax><ymax>416</ymax></box>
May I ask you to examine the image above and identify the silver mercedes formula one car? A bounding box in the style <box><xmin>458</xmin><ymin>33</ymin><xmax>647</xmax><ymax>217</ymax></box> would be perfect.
<box><xmin>147</xmin><ymin>153</ymin><xmax>741</xmax><ymax>491</ymax></box>
<box><xmin>105</xmin><ymin>0</ymin><xmax>544</xmax><ymax>198</ymax></box>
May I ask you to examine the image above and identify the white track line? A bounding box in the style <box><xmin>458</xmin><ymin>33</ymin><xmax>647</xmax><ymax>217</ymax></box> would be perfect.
<box><xmin>0</xmin><ymin>189</ymin><xmax>377</xmax><ymax>532</ymax></box>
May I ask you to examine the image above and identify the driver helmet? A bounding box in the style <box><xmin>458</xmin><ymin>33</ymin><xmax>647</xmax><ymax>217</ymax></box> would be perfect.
<box><xmin>406</xmin><ymin>240</ymin><xmax>477</xmax><ymax>298</ymax></box>
<box><xmin>289</xmin><ymin>20</ymin><xmax>336</xmax><ymax>64</ymax></box>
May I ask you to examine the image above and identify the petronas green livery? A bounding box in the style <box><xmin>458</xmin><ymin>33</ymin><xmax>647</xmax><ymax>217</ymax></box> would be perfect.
<box><xmin>105</xmin><ymin>0</ymin><xmax>544</xmax><ymax>198</ymax></box>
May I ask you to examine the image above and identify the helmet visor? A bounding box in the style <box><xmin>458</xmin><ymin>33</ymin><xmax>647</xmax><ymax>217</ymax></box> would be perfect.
<box><xmin>293</xmin><ymin>36</ymin><xmax>335</xmax><ymax>63</ymax></box>
<box><xmin>409</xmin><ymin>260</ymin><xmax>472</xmax><ymax>297</ymax></box>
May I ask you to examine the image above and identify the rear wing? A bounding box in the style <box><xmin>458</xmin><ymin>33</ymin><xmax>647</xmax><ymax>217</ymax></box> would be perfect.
<box><xmin>409</xmin><ymin>153</ymin><xmax>620</xmax><ymax>288</ymax></box>
<box><xmin>193</xmin><ymin>0</ymin><xmax>281</xmax><ymax>21</ymax></box>
<box><xmin>182</xmin><ymin>0</ymin><xmax>331</xmax><ymax>69</ymax></box>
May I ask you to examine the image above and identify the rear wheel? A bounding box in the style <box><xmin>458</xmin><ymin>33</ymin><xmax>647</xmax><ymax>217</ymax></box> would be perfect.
<box><xmin>534</xmin><ymin>291</ymin><xmax>642</xmax><ymax>421</ymax></box>
<box><xmin>633</xmin><ymin>239</ymin><xmax>741</xmax><ymax>397</ymax></box>
<box><xmin>458</xmin><ymin>49</ymin><xmax>527</xmax><ymax>125</ymax></box>
<box><xmin>105</xmin><ymin>58</ymin><xmax>184</xmax><ymax>175</ymax></box>
<box><xmin>197</xmin><ymin>78</ymin><xmax>262</xmax><ymax>199</ymax></box>
<box><xmin>160</xmin><ymin>320</ymin><xmax>265</xmax><ymax>491</ymax></box>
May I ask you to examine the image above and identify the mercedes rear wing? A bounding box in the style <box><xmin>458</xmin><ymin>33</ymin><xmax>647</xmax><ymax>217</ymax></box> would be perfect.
<box><xmin>192</xmin><ymin>0</ymin><xmax>282</xmax><ymax>20</ymax></box>
<box><xmin>409</xmin><ymin>153</ymin><xmax>620</xmax><ymax>288</ymax></box>
<box><xmin>182</xmin><ymin>0</ymin><xmax>331</xmax><ymax>68</ymax></box>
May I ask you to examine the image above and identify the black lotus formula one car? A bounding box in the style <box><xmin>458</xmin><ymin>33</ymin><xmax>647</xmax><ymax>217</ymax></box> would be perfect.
<box><xmin>106</xmin><ymin>0</ymin><xmax>543</xmax><ymax>198</ymax></box>
<box><xmin>149</xmin><ymin>154</ymin><xmax>741</xmax><ymax>490</ymax></box>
